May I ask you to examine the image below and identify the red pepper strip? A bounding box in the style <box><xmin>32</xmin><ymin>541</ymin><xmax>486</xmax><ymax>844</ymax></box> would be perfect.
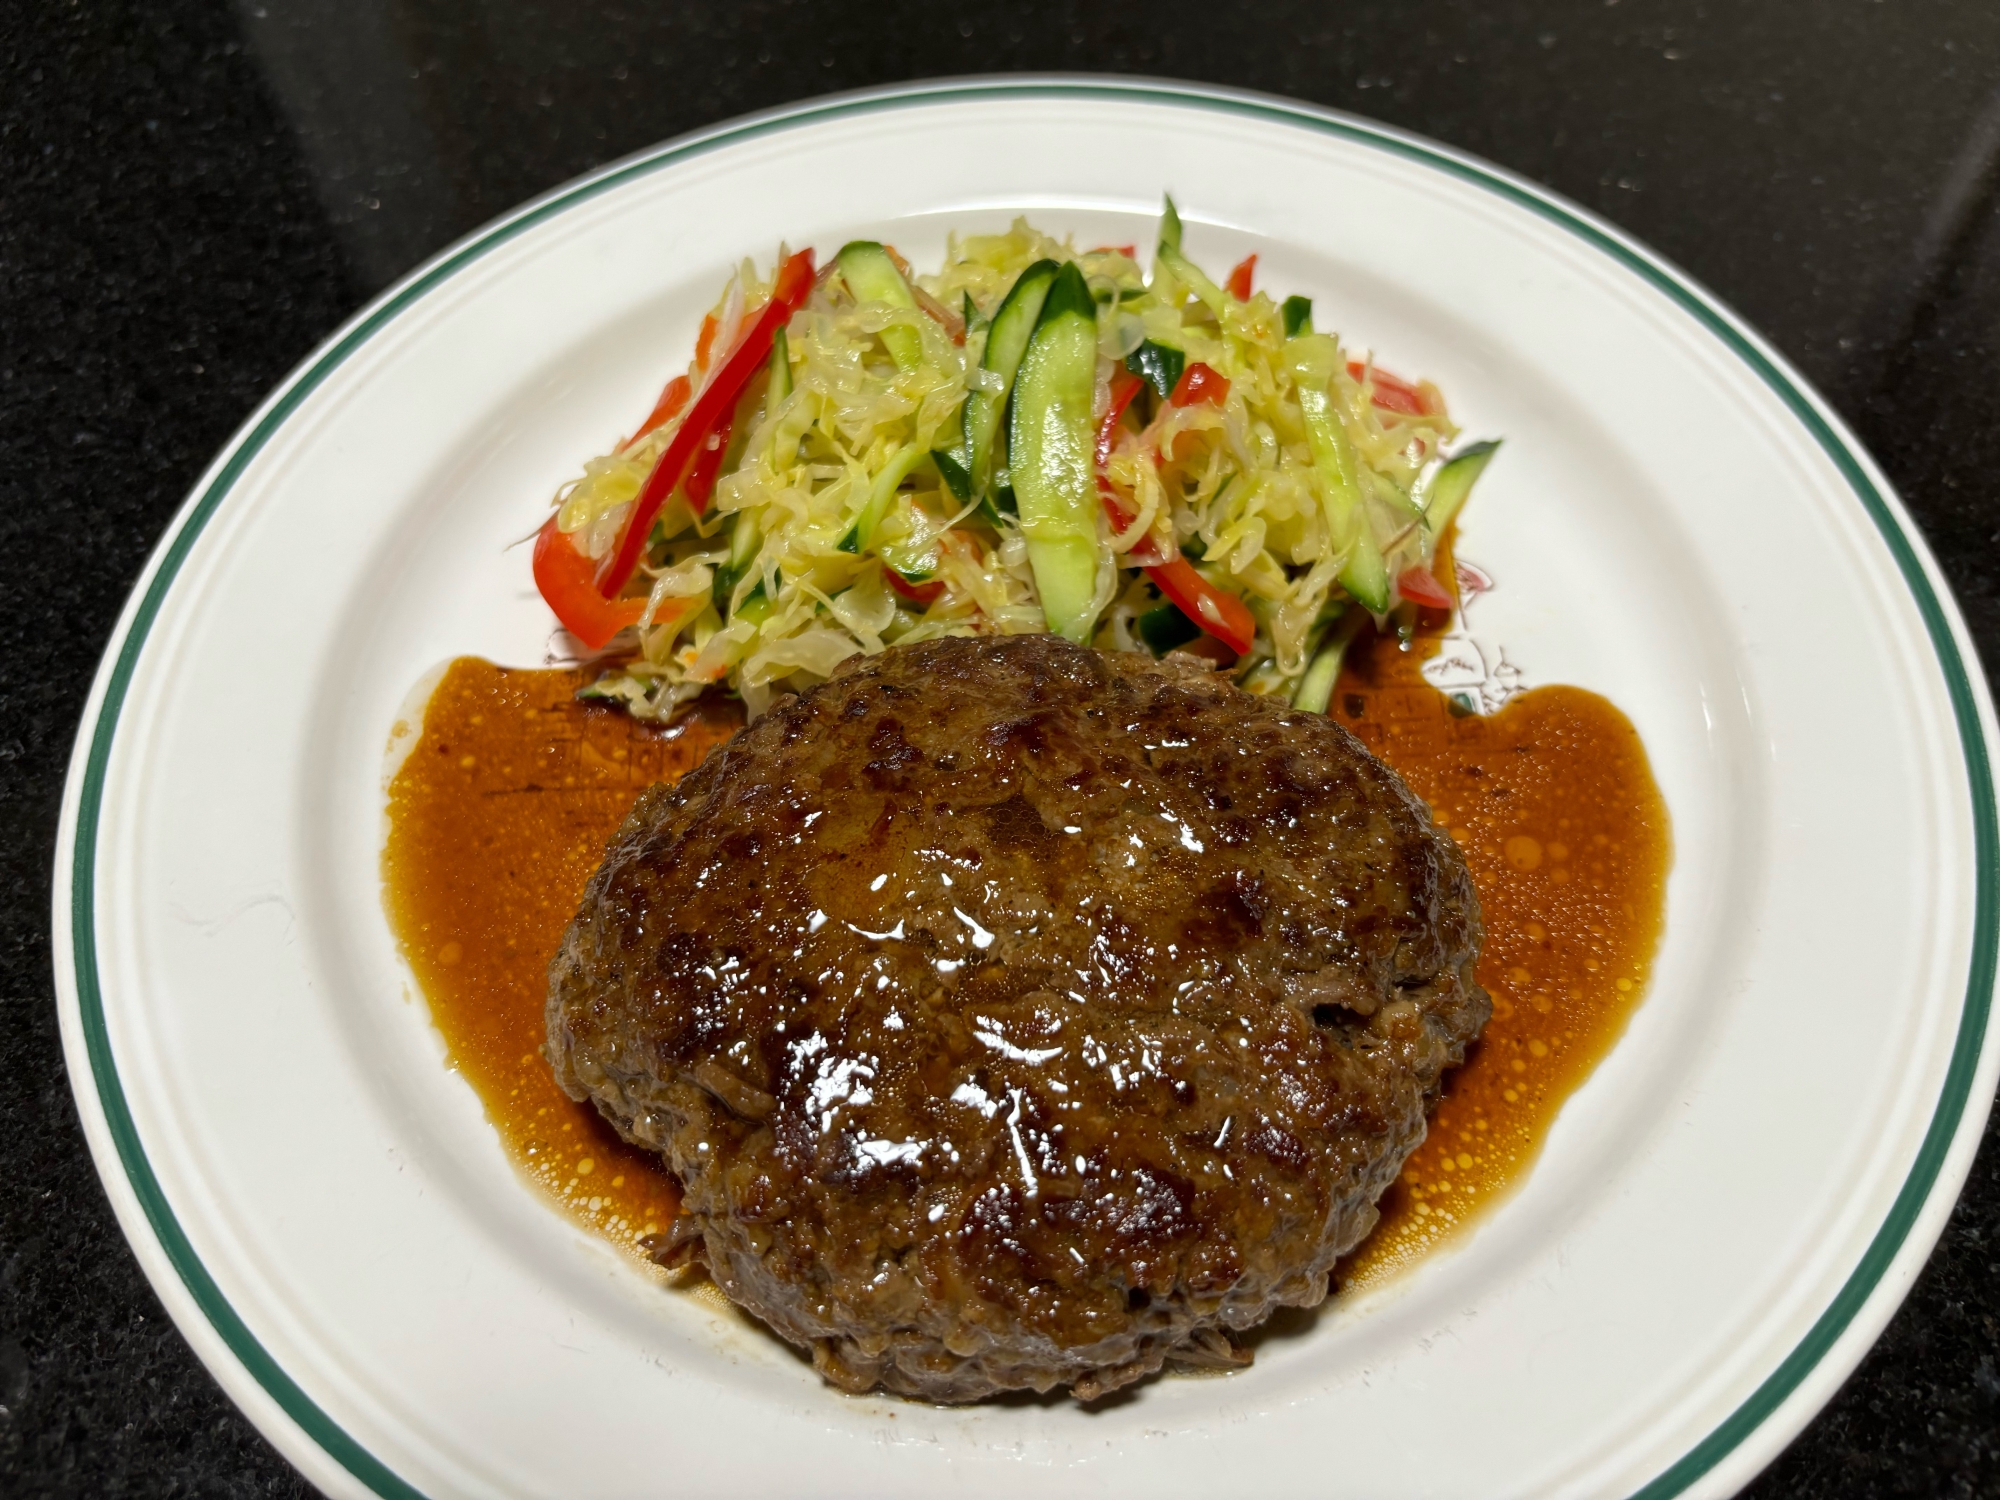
<box><xmin>1225</xmin><ymin>254</ymin><xmax>1257</xmax><ymax>301</ymax></box>
<box><xmin>1396</xmin><ymin>564</ymin><xmax>1455</xmax><ymax>611</ymax></box>
<box><xmin>1096</xmin><ymin>369</ymin><xmax>1168</xmax><ymax>566</ymax></box>
<box><xmin>694</xmin><ymin>313</ymin><xmax>720</xmax><ymax>369</ymax></box>
<box><xmin>596</xmin><ymin>248</ymin><xmax>816</xmax><ymax>598</ymax></box>
<box><xmin>682</xmin><ymin>413</ymin><xmax>734</xmax><ymax>514</ymax></box>
<box><xmin>533</xmin><ymin>519</ymin><xmax>648</xmax><ymax>650</ymax></box>
<box><xmin>1096</xmin><ymin>367</ymin><xmax>1145</xmax><ymax>467</ymax></box>
<box><xmin>1088</xmin><ymin>244</ymin><xmax>1138</xmax><ymax>257</ymax></box>
<box><xmin>1346</xmin><ymin>359</ymin><xmax>1431</xmax><ymax>417</ymax></box>
<box><xmin>1094</xmin><ymin>369</ymin><xmax>1256</xmax><ymax>654</ymax></box>
<box><xmin>885</xmin><ymin>568</ymin><xmax>945</xmax><ymax>606</ymax></box>
<box><xmin>1169</xmin><ymin>361</ymin><xmax>1230</xmax><ymax>408</ymax></box>
<box><xmin>635</xmin><ymin>374</ymin><xmax>692</xmax><ymax>440</ymax></box>
<box><xmin>1150</xmin><ymin>557</ymin><xmax>1257</xmax><ymax>656</ymax></box>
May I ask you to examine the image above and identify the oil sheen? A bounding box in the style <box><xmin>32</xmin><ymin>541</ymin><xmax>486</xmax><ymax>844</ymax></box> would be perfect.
<box><xmin>1329</xmin><ymin>628</ymin><xmax>1670</xmax><ymax>1289</ymax></box>
<box><xmin>382</xmin><ymin>645</ymin><xmax>1669</xmax><ymax>1285</ymax></box>
<box><xmin>382</xmin><ymin>663</ymin><xmax>740</xmax><ymax>1250</ymax></box>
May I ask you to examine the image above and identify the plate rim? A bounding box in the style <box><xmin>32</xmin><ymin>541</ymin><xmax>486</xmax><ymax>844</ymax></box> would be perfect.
<box><xmin>50</xmin><ymin>73</ymin><xmax>2000</xmax><ymax>1500</ymax></box>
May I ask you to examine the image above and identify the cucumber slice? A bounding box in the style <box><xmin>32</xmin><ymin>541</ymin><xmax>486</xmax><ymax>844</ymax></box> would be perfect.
<box><xmin>727</xmin><ymin>510</ymin><xmax>761</xmax><ymax>570</ymax></box>
<box><xmin>1425</xmin><ymin>439</ymin><xmax>1501</xmax><ymax>533</ymax></box>
<box><xmin>767</xmin><ymin>323</ymin><xmax>792</xmax><ymax>403</ymax></box>
<box><xmin>1342</xmin><ymin>529</ymin><xmax>1391</xmax><ymax>614</ymax></box>
<box><xmin>955</xmin><ymin>258</ymin><xmax>1058</xmax><ymax>497</ymax></box>
<box><xmin>711</xmin><ymin>505</ymin><xmax>767</xmax><ymax>609</ymax></box>
<box><xmin>1008</xmin><ymin>262</ymin><xmax>1103</xmax><ymax>642</ymax></box>
<box><xmin>878</xmin><ymin>541</ymin><xmax>938</xmax><ymax>582</ymax></box>
<box><xmin>1138</xmin><ymin>603</ymin><xmax>1201</xmax><ymax>654</ymax></box>
<box><xmin>1292</xmin><ymin>607</ymin><xmax>1364</xmax><ymax>714</ymax></box>
<box><xmin>1368</xmin><ymin>466</ymin><xmax>1425</xmax><ymax>524</ymax></box>
<box><xmin>1154</xmin><ymin>195</ymin><xmax>1227</xmax><ymax>317</ymax></box>
<box><xmin>930</xmin><ymin>448</ymin><xmax>973</xmax><ymax>502</ymax></box>
<box><xmin>1282</xmin><ymin>295</ymin><xmax>1314</xmax><ymax>338</ymax></box>
<box><xmin>931</xmin><ymin>447</ymin><xmax>1013</xmax><ymax>528</ymax></box>
<box><xmin>837</xmin><ymin>240</ymin><xmax>923</xmax><ymax>373</ymax></box>
<box><xmin>1287</xmin><ymin>333</ymin><xmax>1392</xmax><ymax>610</ymax></box>
<box><xmin>733</xmin><ymin>583</ymin><xmax>774</xmax><ymax>630</ymax></box>
<box><xmin>877</xmin><ymin>514</ymin><xmax>943</xmax><ymax>579</ymax></box>
<box><xmin>1286</xmin><ymin>334</ymin><xmax>1367</xmax><ymax>563</ymax></box>
<box><xmin>1125</xmin><ymin>340</ymin><xmax>1185</xmax><ymax>402</ymax></box>
<box><xmin>838</xmin><ymin>442</ymin><xmax>927</xmax><ymax>554</ymax></box>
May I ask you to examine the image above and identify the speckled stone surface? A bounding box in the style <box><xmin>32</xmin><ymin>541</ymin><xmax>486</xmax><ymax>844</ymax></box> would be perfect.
<box><xmin>2</xmin><ymin>1</ymin><xmax>1996</xmax><ymax>1494</ymax></box>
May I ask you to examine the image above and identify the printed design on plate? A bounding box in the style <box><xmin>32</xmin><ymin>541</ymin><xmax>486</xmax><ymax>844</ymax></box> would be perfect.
<box><xmin>1420</xmin><ymin>560</ymin><xmax>1523</xmax><ymax>716</ymax></box>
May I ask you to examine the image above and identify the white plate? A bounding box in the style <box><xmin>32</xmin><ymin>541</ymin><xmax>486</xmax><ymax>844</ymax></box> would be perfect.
<box><xmin>53</xmin><ymin>78</ymin><xmax>2000</xmax><ymax>1499</ymax></box>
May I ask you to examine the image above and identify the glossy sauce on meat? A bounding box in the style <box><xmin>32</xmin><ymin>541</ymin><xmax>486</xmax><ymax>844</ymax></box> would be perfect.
<box><xmin>383</xmin><ymin>639</ymin><xmax>1667</xmax><ymax>1287</ymax></box>
<box><xmin>544</xmin><ymin>635</ymin><xmax>1487</xmax><ymax>1399</ymax></box>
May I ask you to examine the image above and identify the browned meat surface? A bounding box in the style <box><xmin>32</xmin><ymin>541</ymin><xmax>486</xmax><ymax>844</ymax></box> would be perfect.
<box><xmin>547</xmin><ymin>634</ymin><xmax>1487</xmax><ymax>1402</ymax></box>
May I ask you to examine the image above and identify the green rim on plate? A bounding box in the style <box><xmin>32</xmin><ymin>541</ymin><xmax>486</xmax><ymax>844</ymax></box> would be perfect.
<box><xmin>62</xmin><ymin>77</ymin><xmax>1997</xmax><ymax>1500</ymax></box>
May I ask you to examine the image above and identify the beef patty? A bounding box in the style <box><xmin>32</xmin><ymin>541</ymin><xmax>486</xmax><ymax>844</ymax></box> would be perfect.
<box><xmin>547</xmin><ymin>634</ymin><xmax>1488</xmax><ymax>1402</ymax></box>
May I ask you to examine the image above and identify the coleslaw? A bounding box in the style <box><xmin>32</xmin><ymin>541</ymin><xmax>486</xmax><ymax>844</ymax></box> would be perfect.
<box><xmin>532</xmin><ymin>201</ymin><xmax>1499</xmax><ymax>720</ymax></box>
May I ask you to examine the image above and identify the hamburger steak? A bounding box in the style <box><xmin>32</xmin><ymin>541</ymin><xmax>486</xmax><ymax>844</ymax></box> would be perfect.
<box><xmin>547</xmin><ymin>634</ymin><xmax>1488</xmax><ymax>1401</ymax></box>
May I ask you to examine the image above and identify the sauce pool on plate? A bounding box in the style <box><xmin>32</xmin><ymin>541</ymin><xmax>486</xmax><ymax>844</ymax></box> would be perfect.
<box><xmin>1330</xmin><ymin>627</ymin><xmax>1670</xmax><ymax>1288</ymax></box>
<box><xmin>382</xmin><ymin>664</ymin><xmax>741</xmax><ymax>1248</ymax></box>
<box><xmin>382</xmin><ymin>641</ymin><xmax>1668</xmax><ymax>1284</ymax></box>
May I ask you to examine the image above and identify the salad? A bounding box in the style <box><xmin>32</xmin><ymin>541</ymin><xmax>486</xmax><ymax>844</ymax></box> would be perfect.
<box><xmin>532</xmin><ymin>200</ymin><xmax>1498</xmax><ymax>720</ymax></box>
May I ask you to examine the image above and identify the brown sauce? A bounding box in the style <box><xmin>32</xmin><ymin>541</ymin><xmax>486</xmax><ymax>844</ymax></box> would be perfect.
<box><xmin>382</xmin><ymin>642</ymin><xmax>1669</xmax><ymax>1285</ymax></box>
<box><xmin>382</xmin><ymin>662</ymin><xmax>741</xmax><ymax>1249</ymax></box>
<box><xmin>1331</xmin><ymin>628</ymin><xmax>1671</xmax><ymax>1289</ymax></box>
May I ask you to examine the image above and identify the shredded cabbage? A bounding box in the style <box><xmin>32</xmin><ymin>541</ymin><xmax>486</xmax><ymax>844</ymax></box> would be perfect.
<box><xmin>552</xmin><ymin>210</ymin><xmax>1484</xmax><ymax>720</ymax></box>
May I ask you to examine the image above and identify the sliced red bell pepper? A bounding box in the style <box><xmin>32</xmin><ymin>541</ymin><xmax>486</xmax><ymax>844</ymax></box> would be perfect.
<box><xmin>635</xmin><ymin>374</ymin><xmax>691</xmax><ymax>439</ymax></box>
<box><xmin>1396</xmin><ymin>563</ymin><xmax>1455</xmax><ymax>611</ymax></box>
<box><xmin>1097</xmin><ymin>371</ymin><xmax>1144</xmax><ymax>475</ymax></box>
<box><xmin>596</xmin><ymin>247</ymin><xmax>816</xmax><ymax>598</ymax></box>
<box><xmin>1097</xmin><ymin>367</ymin><xmax>1146</xmax><ymax>461</ymax></box>
<box><xmin>884</xmin><ymin>568</ymin><xmax>945</xmax><ymax>607</ymax></box>
<box><xmin>1149</xmin><ymin>557</ymin><xmax>1256</xmax><ymax>656</ymax></box>
<box><xmin>1088</xmin><ymin>244</ymin><xmax>1138</xmax><ymax>257</ymax></box>
<box><xmin>682</xmin><ymin>413</ymin><xmax>735</xmax><ymax>513</ymax></box>
<box><xmin>1169</xmin><ymin>361</ymin><xmax>1229</xmax><ymax>408</ymax></box>
<box><xmin>1094</xmin><ymin>368</ymin><xmax>1256</xmax><ymax>655</ymax></box>
<box><xmin>1347</xmin><ymin>359</ymin><xmax>1431</xmax><ymax>417</ymax></box>
<box><xmin>1096</xmin><ymin>372</ymin><xmax>1168</xmax><ymax>568</ymax></box>
<box><xmin>1225</xmin><ymin>254</ymin><xmax>1257</xmax><ymax>301</ymax></box>
<box><xmin>533</xmin><ymin>518</ymin><xmax>647</xmax><ymax>650</ymax></box>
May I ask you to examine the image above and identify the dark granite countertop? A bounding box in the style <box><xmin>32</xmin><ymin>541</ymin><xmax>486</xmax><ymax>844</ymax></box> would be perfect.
<box><xmin>3</xmin><ymin>2</ymin><xmax>1997</xmax><ymax>1494</ymax></box>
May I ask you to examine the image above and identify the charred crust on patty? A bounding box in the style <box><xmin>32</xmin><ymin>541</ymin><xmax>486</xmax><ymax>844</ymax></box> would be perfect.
<box><xmin>547</xmin><ymin>634</ymin><xmax>1488</xmax><ymax>1403</ymax></box>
